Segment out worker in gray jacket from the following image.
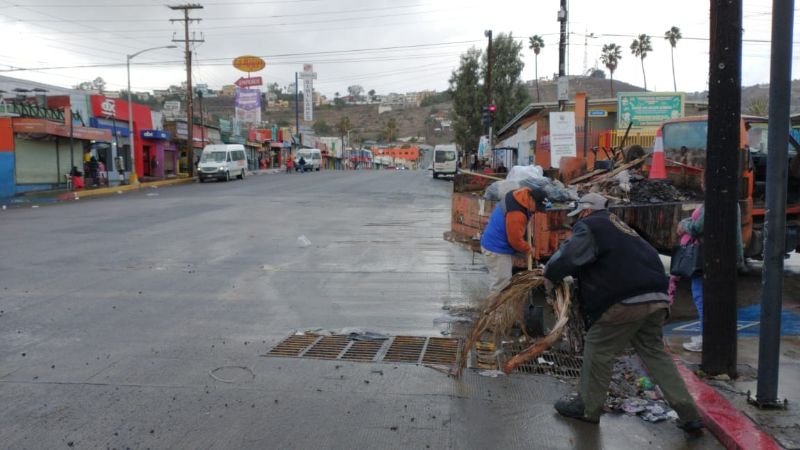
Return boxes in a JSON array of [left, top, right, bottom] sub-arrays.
[[543, 193, 703, 435]]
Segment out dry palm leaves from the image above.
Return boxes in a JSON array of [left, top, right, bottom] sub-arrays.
[[454, 269, 574, 377]]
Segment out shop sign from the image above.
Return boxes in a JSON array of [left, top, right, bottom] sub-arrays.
[[90, 95, 129, 121], [232, 55, 266, 73], [141, 129, 169, 140]]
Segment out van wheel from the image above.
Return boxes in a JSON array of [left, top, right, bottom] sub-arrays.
[[225, 171, 230, 182], [433, 171, 438, 179], [199, 176, 205, 183], [238, 169, 245, 180]]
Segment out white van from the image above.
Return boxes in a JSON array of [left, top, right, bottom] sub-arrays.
[[296, 148, 322, 172], [432, 144, 459, 179], [197, 144, 248, 182]]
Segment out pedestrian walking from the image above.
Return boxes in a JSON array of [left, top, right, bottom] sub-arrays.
[[479, 187, 548, 295], [544, 193, 704, 435], [298, 156, 307, 173], [286, 155, 294, 173], [88, 156, 99, 187]]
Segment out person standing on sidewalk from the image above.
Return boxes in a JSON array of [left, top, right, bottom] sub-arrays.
[[544, 193, 703, 435], [479, 187, 549, 295]]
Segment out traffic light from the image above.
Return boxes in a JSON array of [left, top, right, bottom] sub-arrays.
[[481, 104, 496, 127]]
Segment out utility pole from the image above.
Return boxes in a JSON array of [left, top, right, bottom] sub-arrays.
[[485, 30, 493, 164], [756, 0, 794, 408], [703, 0, 742, 377], [295, 72, 300, 151], [557, 0, 568, 111], [169, 3, 204, 177]]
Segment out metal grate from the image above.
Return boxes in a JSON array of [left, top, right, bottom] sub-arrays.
[[267, 334, 321, 357], [264, 334, 460, 368], [383, 336, 427, 363], [501, 347, 584, 378], [303, 335, 350, 359], [340, 340, 384, 362], [422, 337, 460, 366]]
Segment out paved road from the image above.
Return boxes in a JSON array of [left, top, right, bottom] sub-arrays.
[[0, 170, 720, 449]]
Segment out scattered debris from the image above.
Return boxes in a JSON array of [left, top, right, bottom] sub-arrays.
[[297, 235, 312, 247], [478, 370, 506, 378]]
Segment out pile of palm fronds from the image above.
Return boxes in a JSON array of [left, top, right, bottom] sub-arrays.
[[454, 269, 575, 376]]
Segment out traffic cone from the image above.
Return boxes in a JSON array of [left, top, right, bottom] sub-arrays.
[[649, 128, 667, 180]]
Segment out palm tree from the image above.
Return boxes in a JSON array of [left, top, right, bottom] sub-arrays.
[[528, 35, 545, 102], [600, 43, 622, 96], [630, 34, 653, 90], [384, 118, 398, 142], [664, 26, 682, 92]]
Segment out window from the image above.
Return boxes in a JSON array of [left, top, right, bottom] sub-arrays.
[[201, 152, 226, 163], [435, 151, 456, 163]]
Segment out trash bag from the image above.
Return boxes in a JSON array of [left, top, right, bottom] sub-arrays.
[[507, 164, 544, 181], [484, 179, 520, 200]]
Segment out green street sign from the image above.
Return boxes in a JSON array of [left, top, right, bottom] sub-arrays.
[[617, 92, 684, 128]]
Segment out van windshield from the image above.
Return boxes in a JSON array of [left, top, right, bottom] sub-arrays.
[[201, 152, 226, 163], [435, 151, 456, 163]]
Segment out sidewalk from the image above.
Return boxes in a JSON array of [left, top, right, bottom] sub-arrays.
[[667, 333, 800, 449]]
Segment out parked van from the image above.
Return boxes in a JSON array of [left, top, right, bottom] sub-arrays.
[[296, 149, 322, 172], [197, 144, 248, 182], [432, 144, 459, 178]]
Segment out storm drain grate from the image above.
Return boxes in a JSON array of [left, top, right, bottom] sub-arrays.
[[501, 347, 584, 379], [340, 340, 384, 362], [422, 337, 460, 365], [383, 336, 427, 363], [267, 334, 320, 357], [303, 335, 350, 359], [264, 334, 460, 367]]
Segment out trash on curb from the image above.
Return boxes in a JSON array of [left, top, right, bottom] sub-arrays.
[[297, 235, 312, 247]]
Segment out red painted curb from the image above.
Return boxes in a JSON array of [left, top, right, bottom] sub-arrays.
[[674, 359, 781, 450]]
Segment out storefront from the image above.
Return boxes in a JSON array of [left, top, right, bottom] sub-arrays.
[[0, 116, 111, 197], [88, 95, 154, 183], [140, 129, 175, 179], [165, 120, 221, 175]]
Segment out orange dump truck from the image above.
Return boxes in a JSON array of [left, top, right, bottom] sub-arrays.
[[446, 116, 800, 264]]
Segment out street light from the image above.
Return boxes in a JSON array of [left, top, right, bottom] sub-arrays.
[[126, 45, 177, 184]]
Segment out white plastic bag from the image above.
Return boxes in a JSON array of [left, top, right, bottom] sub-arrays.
[[297, 235, 312, 248], [484, 179, 521, 200], [506, 164, 544, 181]]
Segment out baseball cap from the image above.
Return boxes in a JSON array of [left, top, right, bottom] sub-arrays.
[[527, 188, 550, 212], [567, 193, 608, 217]]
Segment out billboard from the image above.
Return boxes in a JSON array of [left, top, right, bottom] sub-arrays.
[[301, 64, 316, 122], [617, 92, 684, 128], [235, 88, 261, 124]]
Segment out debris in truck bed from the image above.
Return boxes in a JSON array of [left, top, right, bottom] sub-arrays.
[[581, 170, 697, 204]]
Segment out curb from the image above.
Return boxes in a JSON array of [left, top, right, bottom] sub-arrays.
[[674, 358, 781, 450], [58, 178, 195, 200]]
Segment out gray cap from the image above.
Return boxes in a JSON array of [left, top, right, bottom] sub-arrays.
[[568, 193, 608, 217]]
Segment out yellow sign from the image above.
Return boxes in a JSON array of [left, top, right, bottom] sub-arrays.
[[232, 55, 266, 73]]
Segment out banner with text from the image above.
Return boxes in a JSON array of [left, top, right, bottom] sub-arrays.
[[301, 64, 317, 122], [235, 88, 261, 124], [617, 92, 684, 128], [549, 112, 576, 168]]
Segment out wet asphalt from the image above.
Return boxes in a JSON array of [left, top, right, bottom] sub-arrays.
[[0, 170, 722, 449]]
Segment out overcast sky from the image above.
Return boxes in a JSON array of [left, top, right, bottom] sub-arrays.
[[0, 0, 797, 98]]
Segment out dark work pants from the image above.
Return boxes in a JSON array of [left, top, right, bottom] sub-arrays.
[[579, 302, 700, 422]]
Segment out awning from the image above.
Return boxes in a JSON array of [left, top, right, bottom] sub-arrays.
[[13, 118, 112, 141]]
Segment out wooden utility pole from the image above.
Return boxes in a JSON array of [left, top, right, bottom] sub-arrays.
[[557, 0, 568, 111], [169, 3, 204, 177], [703, 0, 742, 377]]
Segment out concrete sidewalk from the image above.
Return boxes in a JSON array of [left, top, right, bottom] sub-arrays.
[[668, 335, 800, 449]]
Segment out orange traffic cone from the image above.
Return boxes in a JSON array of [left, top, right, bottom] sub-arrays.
[[649, 128, 667, 180]]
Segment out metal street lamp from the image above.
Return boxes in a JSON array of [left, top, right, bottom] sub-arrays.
[[126, 45, 177, 184]]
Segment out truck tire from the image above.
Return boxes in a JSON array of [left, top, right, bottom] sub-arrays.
[[625, 145, 645, 163]]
